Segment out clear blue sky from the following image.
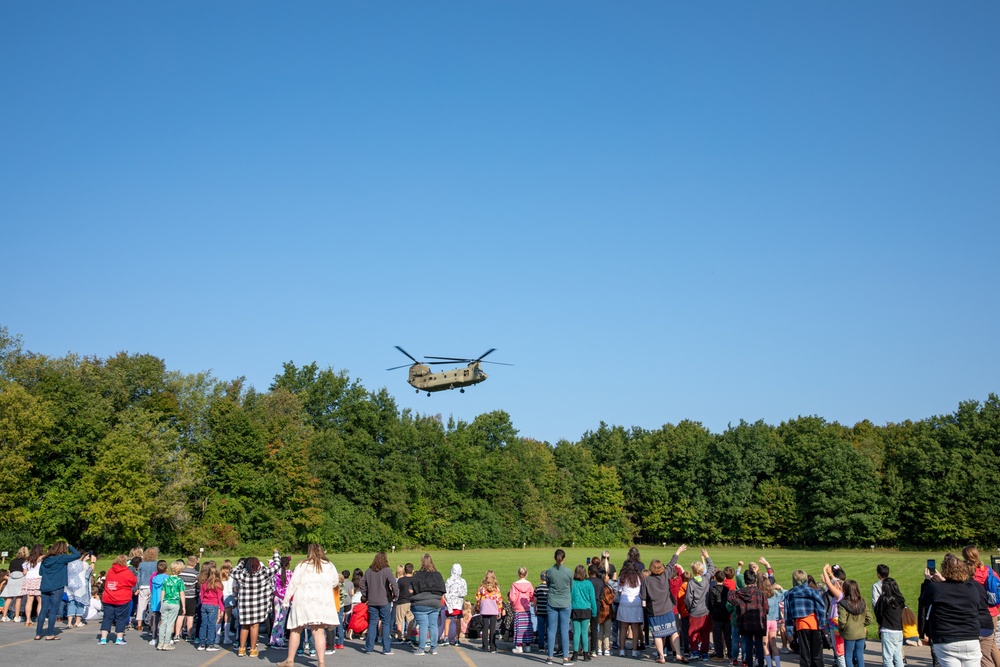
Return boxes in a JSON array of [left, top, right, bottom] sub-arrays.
[[3, 2, 998, 444]]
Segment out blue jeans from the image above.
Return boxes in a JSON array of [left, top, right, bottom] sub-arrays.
[[67, 599, 88, 618], [536, 612, 548, 650], [412, 605, 439, 651], [731, 624, 742, 661], [36, 588, 63, 637], [881, 630, 903, 667], [199, 604, 219, 646], [547, 606, 571, 659], [844, 638, 865, 667], [334, 610, 345, 645], [366, 604, 393, 653]]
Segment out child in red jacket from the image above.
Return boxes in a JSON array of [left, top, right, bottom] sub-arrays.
[[100, 555, 138, 645]]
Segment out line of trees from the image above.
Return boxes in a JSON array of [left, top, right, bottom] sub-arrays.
[[1, 325, 997, 553]]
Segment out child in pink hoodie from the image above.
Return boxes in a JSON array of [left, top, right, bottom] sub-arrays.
[[508, 568, 536, 653]]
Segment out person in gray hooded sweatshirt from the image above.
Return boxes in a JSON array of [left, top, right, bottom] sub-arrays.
[[685, 548, 716, 659]]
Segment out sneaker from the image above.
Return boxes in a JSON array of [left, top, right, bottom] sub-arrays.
[[633, 650, 640, 658], [565, 660, 575, 666], [149, 639, 156, 646], [441, 641, 450, 646], [325, 649, 336, 655], [237, 646, 246, 657], [310, 649, 317, 657], [198, 645, 207, 651], [207, 645, 221, 652], [99, 639, 108, 645], [384, 651, 395, 655], [335, 644, 346, 650], [414, 650, 426, 656], [116, 639, 127, 645], [432, 650, 438, 655], [249, 648, 259, 657], [514, 647, 523, 654], [546, 659, 554, 665]]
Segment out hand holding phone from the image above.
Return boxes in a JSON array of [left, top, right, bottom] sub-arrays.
[[927, 559, 936, 575]]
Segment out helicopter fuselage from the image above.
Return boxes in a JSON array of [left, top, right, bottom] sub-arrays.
[[407, 361, 488, 393]]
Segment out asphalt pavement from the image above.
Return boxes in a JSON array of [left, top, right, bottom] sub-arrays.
[[0, 620, 936, 667]]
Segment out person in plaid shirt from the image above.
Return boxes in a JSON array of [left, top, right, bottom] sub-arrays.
[[783, 571, 826, 667], [729, 570, 769, 667]]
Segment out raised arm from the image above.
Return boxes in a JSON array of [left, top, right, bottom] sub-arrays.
[[759, 557, 775, 584]]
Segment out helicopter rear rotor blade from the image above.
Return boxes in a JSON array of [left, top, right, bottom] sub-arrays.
[[395, 346, 420, 364], [476, 348, 497, 361], [424, 355, 472, 362], [479, 360, 513, 366]]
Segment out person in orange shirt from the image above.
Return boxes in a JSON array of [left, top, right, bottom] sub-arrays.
[[783, 570, 826, 667]]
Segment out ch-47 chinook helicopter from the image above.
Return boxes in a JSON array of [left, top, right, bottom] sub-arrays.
[[387, 346, 512, 395]]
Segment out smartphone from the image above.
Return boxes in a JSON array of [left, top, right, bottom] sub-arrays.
[[927, 559, 936, 574], [586, 557, 591, 566]]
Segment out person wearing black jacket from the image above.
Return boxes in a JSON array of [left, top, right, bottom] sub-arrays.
[[709, 571, 732, 660], [918, 555, 987, 667], [874, 577, 905, 667], [36, 541, 80, 639], [410, 554, 446, 656]]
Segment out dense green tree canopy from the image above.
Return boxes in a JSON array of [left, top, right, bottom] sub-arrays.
[[1, 325, 997, 552]]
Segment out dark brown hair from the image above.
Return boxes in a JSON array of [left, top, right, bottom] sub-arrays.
[[371, 551, 389, 572]]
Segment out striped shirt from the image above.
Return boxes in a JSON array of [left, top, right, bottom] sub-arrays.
[[535, 583, 549, 614]]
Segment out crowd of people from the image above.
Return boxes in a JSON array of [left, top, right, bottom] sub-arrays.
[[0, 542, 998, 667]]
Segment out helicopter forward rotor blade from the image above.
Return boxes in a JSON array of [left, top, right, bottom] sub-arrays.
[[387, 363, 417, 371], [424, 355, 473, 362], [479, 360, 514, 366], [476, 348, 497, 361], [426, 361, 469, 366], [395, 346, 420, 364]]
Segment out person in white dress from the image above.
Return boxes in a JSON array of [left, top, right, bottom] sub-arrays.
[[277, 544, 339, 667]]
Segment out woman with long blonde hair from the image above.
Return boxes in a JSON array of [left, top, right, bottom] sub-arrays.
[[277, 544, 339, 667]]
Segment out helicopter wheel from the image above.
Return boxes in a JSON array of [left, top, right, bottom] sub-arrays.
[[427, 392, 431, 397], [460, 388, 465, 393], [415, 389, 419, 394]]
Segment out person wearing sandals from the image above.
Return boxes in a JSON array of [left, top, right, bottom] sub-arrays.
[[22, 544, 45, 626], [35, 541, 80, 640], [231, 549, 282, 657], [642, 553, 687, 665], [66, 550, 95, 628], [276, 544, 339, 667], [0, 546, 29, 622]]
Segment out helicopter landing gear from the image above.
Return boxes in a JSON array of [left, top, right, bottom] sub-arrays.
[[427, 392, 431, 397], [460, 388, 465, 393], [415, 389, 419, 394]]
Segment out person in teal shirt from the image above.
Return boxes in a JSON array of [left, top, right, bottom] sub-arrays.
[[545, 549, 574, 665], [571, 565, 598, 662]]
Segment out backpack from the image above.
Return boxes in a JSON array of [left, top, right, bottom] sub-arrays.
[[986, 567, 1000, 607]]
